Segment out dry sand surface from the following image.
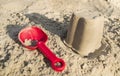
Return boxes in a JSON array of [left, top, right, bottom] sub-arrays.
[[0, 0, 120, 76]]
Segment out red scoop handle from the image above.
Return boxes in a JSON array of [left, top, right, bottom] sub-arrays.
[[37, 42, 65, 72]]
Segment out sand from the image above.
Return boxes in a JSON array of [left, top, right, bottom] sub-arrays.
[[0, 0, 120, 76]]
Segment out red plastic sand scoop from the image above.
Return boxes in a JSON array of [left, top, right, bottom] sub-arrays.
[[18, 26, 65, 72]]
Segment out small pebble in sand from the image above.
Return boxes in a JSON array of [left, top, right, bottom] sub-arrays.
[[98, 55, 106, 61], [54, 62, 62, 67], [81, 63, 88, 69], [23, 39, 38, 46]]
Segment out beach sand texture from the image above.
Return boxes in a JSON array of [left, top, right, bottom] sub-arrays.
[[0, 0, 120, 76]]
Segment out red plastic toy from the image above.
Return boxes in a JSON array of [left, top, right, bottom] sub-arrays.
[[18, 26, 65, 72]]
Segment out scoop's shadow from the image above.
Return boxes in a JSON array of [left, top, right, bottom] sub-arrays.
[[25, 13, 68, 39], [6, 24, 26, 44]]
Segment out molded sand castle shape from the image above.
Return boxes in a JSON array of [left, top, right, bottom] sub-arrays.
[[64, 13, 104, 56]]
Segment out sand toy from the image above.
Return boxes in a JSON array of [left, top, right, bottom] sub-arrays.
[[18, 26, 65, 72]]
